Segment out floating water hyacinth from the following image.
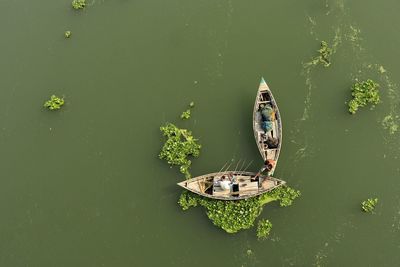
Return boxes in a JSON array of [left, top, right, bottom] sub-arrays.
[[44, 95, 65, 110], [317, 41, 333, 67], [72, 0, 85, 9], [307, 41, 333, 68], [361, 198, 378, 213], [159, 123, 201, 179], [257, 219, 272, 240], [348, 79, 380, 114], [181, 109, 191, 120], [178, 186, 300, 233]]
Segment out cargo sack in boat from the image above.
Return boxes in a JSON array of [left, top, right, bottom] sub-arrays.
[[261, 106, 275, 121], [261, 106, 272, 120], [261, 121, 273, 132], [266, 137, 279, 148]]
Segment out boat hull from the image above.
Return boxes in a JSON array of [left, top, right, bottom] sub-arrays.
[[252, 78, 283, 175], [177, 171, 285, 201]]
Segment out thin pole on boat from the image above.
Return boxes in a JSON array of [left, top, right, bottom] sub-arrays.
[[216, 161, 229, 174], [218, 160, 233, 177], [233, 159, 242, 173], [200, 161, 230, 187], [240, 160, 253, 174], [237, 159, 246, 174]]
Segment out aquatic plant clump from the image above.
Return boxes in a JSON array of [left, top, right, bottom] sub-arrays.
[[64, 31, 71, 38], [180, 102, 194, 120], [361, 198, 378, 213], [72, 0, 86, 9], [178, 191, 264, 233], [264, 186, 301, 207], [202, 197, 263, 233], [309, 41, 333, 67], [348, 79, 380, 114], [256, 219, 272, 240], [44, 95, 65, 110], [159, 123, 201, 179], [178, 191, 199, 210], [179, 185, 301, 233], [317, 41, 333, 67], [181, 109, 191, 120]]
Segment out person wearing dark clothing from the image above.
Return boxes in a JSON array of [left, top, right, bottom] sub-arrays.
[[252, 159, 276, 181]]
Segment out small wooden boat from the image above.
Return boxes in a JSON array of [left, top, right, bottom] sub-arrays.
[[177, 171, 285, 200], [253, 77, 283, 175]]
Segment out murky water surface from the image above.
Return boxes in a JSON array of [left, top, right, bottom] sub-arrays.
[[1, 0, 400, 266]]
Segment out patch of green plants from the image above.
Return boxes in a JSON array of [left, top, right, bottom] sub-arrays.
[[159, 123, 201, 179], [310, 41, 332, 67], [263, 185, 301, 207], [181, 109, 191, 120], [178, 190, 264, 233], [178, 185, 300, 233], [318, 41, 332, 67], [256, 219, 272, 240], [72, 0, 86, 9], [361, 198, 378, 213], [180, 101, 195, 120], [64, 31, 71, 38], [178, 191, 199, 210], [348, 79, 380, 114], [43, 95, 65, 110]]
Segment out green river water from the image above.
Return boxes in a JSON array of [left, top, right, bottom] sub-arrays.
[[1, 0, 400, 266]]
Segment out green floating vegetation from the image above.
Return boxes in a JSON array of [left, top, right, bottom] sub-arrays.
[[348, 79, 380, 114], [181, 109, 191, 120], [180, 102, 195, 120], [44, 95, 65, 110], [266, 185, 301, 207], [72, 0, 86, 9], [310, 41, 332, 67], [178, 186, 300, 233], [361, 198, 378, 213], [64, 31, 71, 38], [159, 123, 201, 179], [318, 41, 332, 67], [256, 219, 272, 240]]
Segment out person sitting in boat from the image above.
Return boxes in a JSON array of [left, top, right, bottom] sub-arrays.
[[263, 159, 275, 174], [219, 176, 231, 191], [252, 159, 276, 181], [227, 173, 237, 183]]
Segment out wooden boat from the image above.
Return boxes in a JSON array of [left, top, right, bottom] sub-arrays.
[[253, 77, 283, 176], [177, 171, 285, 200]]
